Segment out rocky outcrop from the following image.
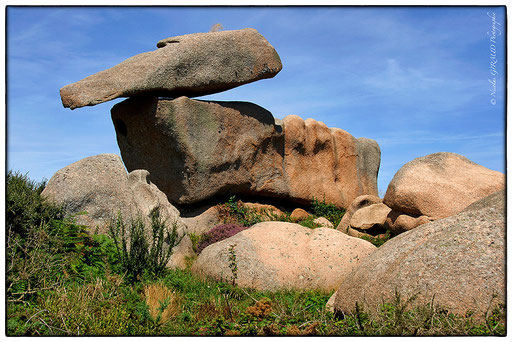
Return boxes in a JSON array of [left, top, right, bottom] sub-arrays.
[[333, 190, 505, 320], [41, 154, 186, 237], [384, 152, 504, 220], [191, 222, 376, 291], [111, 96, 380, 208], [60, 28, 282, 109]]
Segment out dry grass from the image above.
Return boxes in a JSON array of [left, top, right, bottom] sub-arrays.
[[144, 283, 179, 324]]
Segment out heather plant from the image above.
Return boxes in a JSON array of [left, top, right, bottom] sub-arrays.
[[196, 223, 249, 254]]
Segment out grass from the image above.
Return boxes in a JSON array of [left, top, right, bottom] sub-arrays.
[[144, 283, 179, 325], [6, 171, 505, 336], [7, 267, 506, 336]]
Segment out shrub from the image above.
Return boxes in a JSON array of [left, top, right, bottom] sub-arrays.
[[6, 170, 112, 301], [108, 208, 183, 283], [196, 223, 248, 254], [7, 170, 62, 239], [311, 197, 345, 228], [360, 230, 391, 247]]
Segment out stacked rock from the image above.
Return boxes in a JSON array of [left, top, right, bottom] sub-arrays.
[[60, 28, 381, 208]]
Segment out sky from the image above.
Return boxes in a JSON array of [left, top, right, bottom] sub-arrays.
[[6, 6, 507, 197]]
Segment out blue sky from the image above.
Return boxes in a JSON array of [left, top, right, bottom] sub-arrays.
[[6, 6, 506, 197]]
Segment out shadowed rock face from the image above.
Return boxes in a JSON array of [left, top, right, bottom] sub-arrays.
[[60, 28, 282, 109], [383, 152, 504, 220], [111, 96, 287, 204], [333, 190, 505, 320], [111, 96, 381, 208]]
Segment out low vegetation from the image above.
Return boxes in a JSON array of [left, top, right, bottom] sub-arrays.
[[360, 230, 392, 247], [6, 171, 505, 336]]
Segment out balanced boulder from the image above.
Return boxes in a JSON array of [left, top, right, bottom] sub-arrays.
[[111, 96, 380, 208], [60, 28, 282, 109], [333, 190, 505, 320], [191, 221, 376, 291], [384, 152, 504, 220]]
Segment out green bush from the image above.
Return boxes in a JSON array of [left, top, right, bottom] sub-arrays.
[[311, 197, 345, 228], [223, 196, 264, 227], [7, 170, 62, 238], [6, 170, 118, 302], [108, 208, 183, 283]]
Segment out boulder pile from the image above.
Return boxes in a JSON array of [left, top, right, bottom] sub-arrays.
[[331, 190, 505, 320], [337, 152, 504, 237]]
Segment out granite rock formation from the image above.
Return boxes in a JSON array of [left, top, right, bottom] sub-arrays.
[[111, 96, 381, 208], [60, 28, 282, 109]]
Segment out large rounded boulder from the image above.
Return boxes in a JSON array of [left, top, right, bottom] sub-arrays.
[[384, 152, 504, 220], [41, 154, 186, 236], [333, 190, 505, 320], [42, 154, 193, 269], [191, 221, 376, 291]]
